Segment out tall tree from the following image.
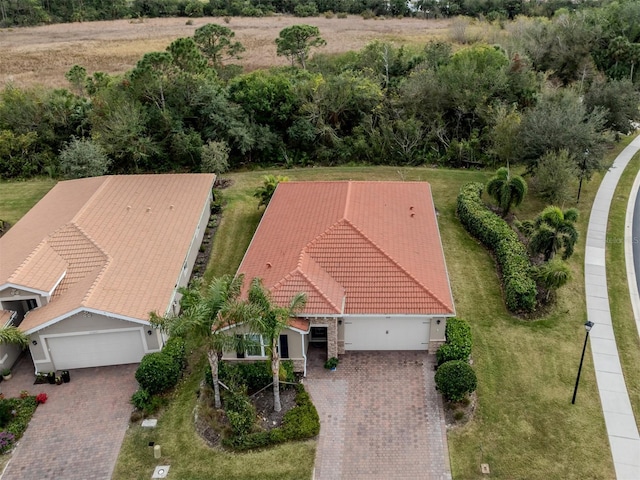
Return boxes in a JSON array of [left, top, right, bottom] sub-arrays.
[[245, 278, 306, 412], [518, 206, 579, 261], [193, 23, 245, 69], [276, 25, 326, 69], [486, 167, 527, 217], [151, 275, 245, 409]]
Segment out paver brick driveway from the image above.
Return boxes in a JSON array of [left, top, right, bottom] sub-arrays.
[[305, 351, 451, 480], [0, 356, 138, 480]]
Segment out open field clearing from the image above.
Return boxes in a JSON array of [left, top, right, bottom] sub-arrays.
[[0, 16, 450, 88]]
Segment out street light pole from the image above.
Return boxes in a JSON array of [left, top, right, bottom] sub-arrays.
[[572, 321, 595, 405]]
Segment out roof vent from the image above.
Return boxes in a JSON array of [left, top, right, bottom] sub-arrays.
[[410, 213, 415, 217], [266, 262, 272, 268], [169, 205, 174, 210], [126, 206, 131, 211], [410, 206, 414, 210], [146, 207, 152, 213]]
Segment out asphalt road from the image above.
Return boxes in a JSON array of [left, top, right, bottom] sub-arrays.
[[633, 186, 640, 295]]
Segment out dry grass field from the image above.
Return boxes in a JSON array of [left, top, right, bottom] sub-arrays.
[[0, 16, 450, 88]]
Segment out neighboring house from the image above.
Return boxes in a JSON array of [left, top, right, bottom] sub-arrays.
[[224, 181, 455, 375], [0, 174, 215, 373]]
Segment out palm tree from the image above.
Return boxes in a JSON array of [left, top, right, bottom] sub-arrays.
[[535, 259, 572, 301], [486, 167, 528, 217], [520, 206, 579, 261], [0, 326, 28, 348], [151, 274, 245, 409], [245, 278, 306, 412], [253, 175, 289, 209]]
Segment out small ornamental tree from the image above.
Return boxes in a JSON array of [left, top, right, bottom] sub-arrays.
[[435, 360, 477, 402], [59, 137, 110, 179]]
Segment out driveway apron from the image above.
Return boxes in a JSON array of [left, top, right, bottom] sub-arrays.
[[0, 356, 137, 480], [305, 351, 451, 480]]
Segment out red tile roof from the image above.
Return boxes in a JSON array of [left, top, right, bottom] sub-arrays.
[[0, 174, 216, 332], [237, 181, 455, 316]]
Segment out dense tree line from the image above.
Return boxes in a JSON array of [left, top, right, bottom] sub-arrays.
[[1, 6, 639, 183], [0, 0, 598, 27]]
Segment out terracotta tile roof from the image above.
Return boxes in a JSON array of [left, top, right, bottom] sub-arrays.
[[0, 174, 216, 332], [0, 310, 13, 326], [237, 181, 455, 316]]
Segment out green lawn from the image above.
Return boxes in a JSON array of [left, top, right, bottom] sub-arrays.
[[3, 144, 638, 478], [0, 178, 56, 226]]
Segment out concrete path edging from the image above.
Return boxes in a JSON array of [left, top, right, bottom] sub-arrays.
[[585, 133, 640, 479]]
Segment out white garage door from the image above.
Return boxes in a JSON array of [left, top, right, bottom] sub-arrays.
[[344, 316, 430, 350], [46, 330, 146, 370]]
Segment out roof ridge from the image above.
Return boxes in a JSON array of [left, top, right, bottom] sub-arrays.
[[7, 238, 50, 283], [342, 219, 453, 313], [71, 176, 110, 224], [295, 263, 342, 313], [273, 267, 341, 314], [344, 181, 353, 219]]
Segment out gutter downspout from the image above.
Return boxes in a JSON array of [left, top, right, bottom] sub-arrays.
[[301, 332, 308, 377]]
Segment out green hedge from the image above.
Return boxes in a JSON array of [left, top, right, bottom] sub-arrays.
[[163, 337, 187, 371], [210, 360, 295, 394], [435, 360, 478, 402], [457, 182, 537, 313], [436, 317, 472, 366], [222, 384, 320, 451]]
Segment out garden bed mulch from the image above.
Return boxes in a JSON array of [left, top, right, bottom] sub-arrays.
[[252, 387, 297, 431], [194, 383, 298, 448]]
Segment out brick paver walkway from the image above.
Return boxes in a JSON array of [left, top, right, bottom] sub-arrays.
[[305, 351, 451, 480], [0, 354, 138, 480]]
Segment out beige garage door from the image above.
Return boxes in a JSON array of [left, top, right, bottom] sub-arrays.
[[46, 330, 146, 370], [344, 316, 430, 350]]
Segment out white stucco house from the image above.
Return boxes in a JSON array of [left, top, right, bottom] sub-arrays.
[[0, 173, 215, 373]]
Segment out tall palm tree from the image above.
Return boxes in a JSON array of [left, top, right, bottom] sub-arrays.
[[486, 167, 528, 217], [520, 206, 579, 261], [151, 274, 245, 409], [245, 278, 306, 413]]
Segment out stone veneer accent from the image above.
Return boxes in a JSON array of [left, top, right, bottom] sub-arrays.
[[338, 340, 345, 355], [428, 340, 445, 352], [291, 358, 305, 372], [309, 317, 339, 359]]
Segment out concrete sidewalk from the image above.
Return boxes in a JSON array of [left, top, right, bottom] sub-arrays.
[[585, 134, 640, 479]]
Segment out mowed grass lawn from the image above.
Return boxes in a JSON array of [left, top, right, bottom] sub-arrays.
[[2, 139, 637, 478]]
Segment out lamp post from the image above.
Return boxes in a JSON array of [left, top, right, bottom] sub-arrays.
[[572, 320, 594, 404]]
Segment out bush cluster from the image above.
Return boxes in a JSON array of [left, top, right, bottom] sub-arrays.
[[225, 390, 256, 437], [456, 182, 537, 312], [2, 397, 37, 444], [435, 360, 478, 402], [163, 336, 187, 371], [223, 384, 319, 451], [436, 317, 472, 366], [212, 360, 295, 394]]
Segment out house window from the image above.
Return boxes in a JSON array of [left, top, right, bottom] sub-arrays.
[[245, 334, 265, 357]]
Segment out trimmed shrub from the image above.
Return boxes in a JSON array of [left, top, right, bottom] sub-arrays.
[[435, 360, 478, 402], [0, 401, 12, 428], [223, 384, 319, 450], [436, 317, 472, 366], [457, 183, 537, 313], [163, 336, 187, 371], [130, 389, 152, 411], [135, 351, 181, 395]]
